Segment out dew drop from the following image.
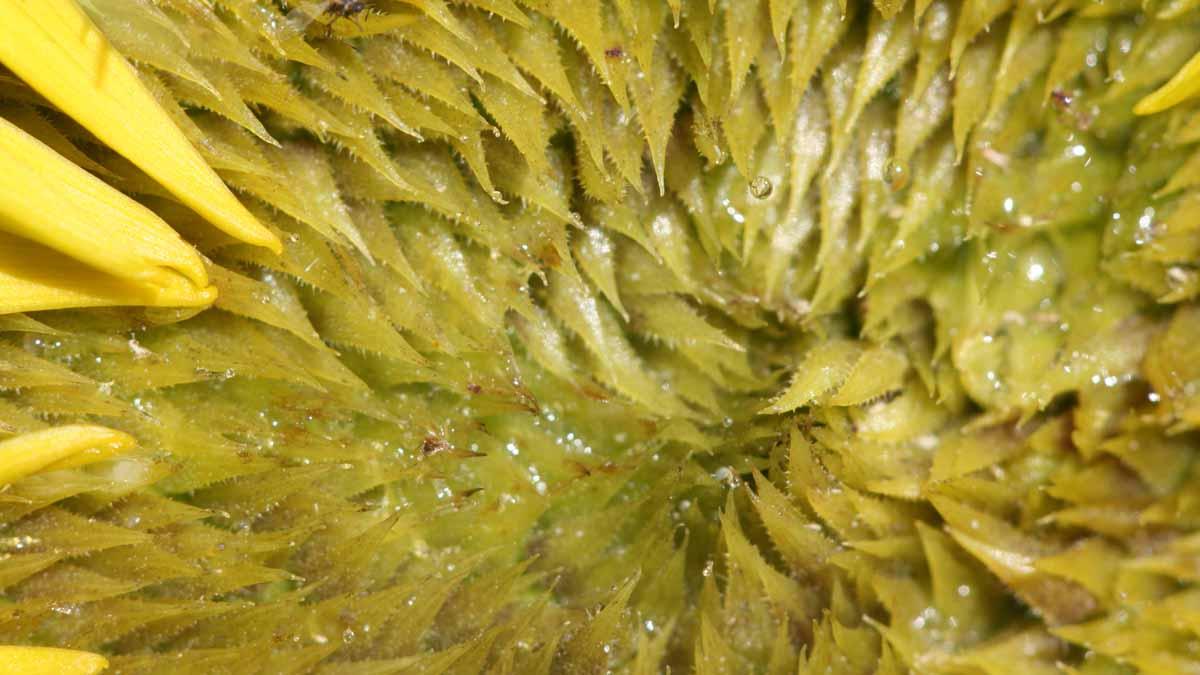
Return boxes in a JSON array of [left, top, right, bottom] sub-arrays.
[[749, 175, 773, 199], [883, 158, 908, 190]]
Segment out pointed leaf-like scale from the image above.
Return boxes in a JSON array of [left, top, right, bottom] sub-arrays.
[[574, 227, 629, 320], [401, 0, 470, 41], [749, 467, 838, 574], [209, 265, 324, 349], [894, 66, 951, 168], [476, 76, 552, 176], [827, 346, 908, 406], [561, 573, 640, 668], [0, 103, 113, 178], [82, 0, 218, 100], [455, 11, 542, 100], [1043, 16, 1108, 101], [163, 65, 278, 147], [724, 79, 770, 189], [499, 14, 582, 116], [762, 340, 863, 414], [630, 45, 686, 195], [952, 30, 1000, 161], [724, 0, 768, 105], [768, 0, 796, 54], [764, 89, 828, 300], [933, 496, 1101, 626], [546, 269, 688, 417], [530, 0, 624, 107], [627, 293, 744, 353], [846, 6, 915, 142], [306, 40, 418, 139], [721, 496, 815, 620], [790, 0, 855, 114], [364, 38, 478, 117], [948, 0, 1014, 75], [461, 0, 530, 26], [985, 27, 1053, 125]]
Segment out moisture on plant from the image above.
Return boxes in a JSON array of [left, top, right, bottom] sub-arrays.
[[2, 0, 1200, 673]]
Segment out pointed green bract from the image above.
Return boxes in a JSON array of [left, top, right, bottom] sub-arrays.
[[1, 0, 1200, 672]]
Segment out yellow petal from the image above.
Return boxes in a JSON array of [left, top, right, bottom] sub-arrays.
[[1134, 50, 1200, 115], [0, 231, 216, 314], [0, 424, 136, 486], [0, 0, 281, 253], [0, 647, 108, 675], [0, 116, 209, 290]]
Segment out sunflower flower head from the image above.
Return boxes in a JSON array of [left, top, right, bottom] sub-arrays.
[[1, 0, 1200, 673]]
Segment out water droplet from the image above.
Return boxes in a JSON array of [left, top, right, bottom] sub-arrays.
[[883, 158, 908, 190], [342, 628, 356, 643], [749, 176, 773, 199], [1167, 266, 1195, 289]]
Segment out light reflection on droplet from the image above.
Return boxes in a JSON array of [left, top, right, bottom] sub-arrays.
[[749, 176, 773, 199]]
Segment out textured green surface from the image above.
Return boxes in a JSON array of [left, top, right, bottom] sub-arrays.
[[2, 0, 1200, 672]]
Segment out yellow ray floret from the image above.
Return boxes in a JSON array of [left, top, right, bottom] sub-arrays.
[[1134, 50, 1200, 115], [0, 117, 216, 305], [0, 647, 108, 675], [0, 232, 216, 314], [0, 424, 137, 487], [0, 0, 281, 253]]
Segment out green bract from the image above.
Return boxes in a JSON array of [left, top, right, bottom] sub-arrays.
[[1, 0, 1200, 673]]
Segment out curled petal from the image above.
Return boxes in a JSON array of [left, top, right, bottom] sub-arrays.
[[0, 424, 136, 486], [1135, 50, 1200, 115]]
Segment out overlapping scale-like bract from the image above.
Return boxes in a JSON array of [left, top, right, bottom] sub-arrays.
[[2, 0, 1200, 672]]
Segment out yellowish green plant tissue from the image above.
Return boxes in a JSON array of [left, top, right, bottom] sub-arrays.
[[2, 0, 1200, 672]]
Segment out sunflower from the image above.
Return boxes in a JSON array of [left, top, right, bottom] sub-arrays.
[[1, 0, 1200, 673]]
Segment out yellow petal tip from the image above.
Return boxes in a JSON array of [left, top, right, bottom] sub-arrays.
[[0, 425, 138, 486], [1133, 50, 1200, 116], [0, 647, 107, 675]]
